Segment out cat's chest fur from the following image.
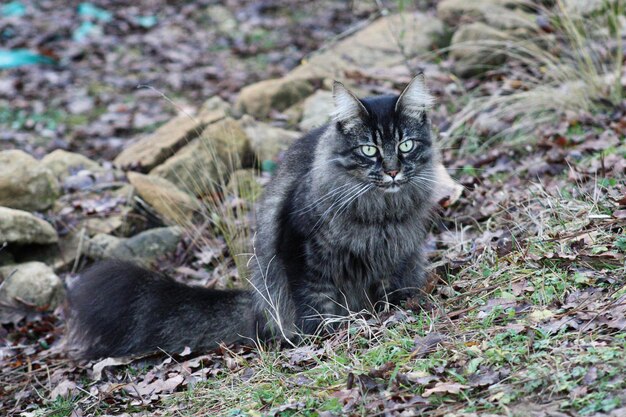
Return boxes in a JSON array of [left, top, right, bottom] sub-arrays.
[[297, 184, 427, 283]]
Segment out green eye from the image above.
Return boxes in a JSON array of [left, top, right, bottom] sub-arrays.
[[361, 145, 378, 157], [399, 140, 415, 153]]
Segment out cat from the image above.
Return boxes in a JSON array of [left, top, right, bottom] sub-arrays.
[[66, 74, 438, 359]]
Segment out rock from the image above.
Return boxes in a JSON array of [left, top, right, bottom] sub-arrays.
[[485, 8, 537, 32], [282, 101, 305, 128], [299, 90, 333, 131], [235, 78, 315, 119], [127, 172, 199, 226], [450, 23, 511, 78], [84, 233, 122, 259], [200, 95, 232, 116], [0, 206, 58, 245], [289, 12, 444, 82], [240, 116, 300, 162], [85, 227, 183, 266], [41, 149, 103, 180], [150, 118, 254, 195], [0, 150, 60, 211], [235, 12, 444, 119], [114, 97, 230, 171], [62, 170, 98, 192], [437, 0, 528, 27], [0, 262, 64, 314]]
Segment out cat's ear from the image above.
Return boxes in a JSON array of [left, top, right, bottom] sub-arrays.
[[395, 74, 434, 119], [332, 81, 369, 129]]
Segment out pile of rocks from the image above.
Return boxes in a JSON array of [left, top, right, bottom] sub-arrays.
[[1, 8, 469, 321], [0, 94, 307, 319], [0, 149, 87, 316]]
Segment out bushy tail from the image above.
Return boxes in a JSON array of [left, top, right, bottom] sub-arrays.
[[66, 260, 255, 360]]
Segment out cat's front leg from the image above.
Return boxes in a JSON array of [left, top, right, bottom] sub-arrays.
[[386, 257, 429, 307], [293, 282, 341, 337]]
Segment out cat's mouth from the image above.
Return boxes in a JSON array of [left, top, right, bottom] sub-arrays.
[[376, 179, 408, 193]]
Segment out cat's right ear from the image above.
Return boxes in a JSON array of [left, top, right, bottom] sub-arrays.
[[331, 81, 369, 130]]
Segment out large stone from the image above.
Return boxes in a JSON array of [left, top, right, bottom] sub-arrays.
[[150, 118, 253, 195], [450, 22, 511, 78], [437, 0, 529, 27], [114, 97, 230, 171], [235, 78, 315, 119], [127, 172, 199, 226], [0, 262, 64, 313], [289, 12, 445, 82], [235, 12, 444, 119], [85, 227, 183, 266], [299, 90, 333, 131], [485, 8, 537, 32], [239, 116, 300, 162], [0, 150, 60, 211], [84, 233, 122, 259], [0, 206, 58, 245], [41, 149, 104, 180]]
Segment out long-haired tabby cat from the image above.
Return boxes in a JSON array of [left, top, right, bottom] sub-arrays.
[[66, 75, 438, 359]]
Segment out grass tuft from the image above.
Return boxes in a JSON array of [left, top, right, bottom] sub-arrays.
[[444, 0, 625, 151]]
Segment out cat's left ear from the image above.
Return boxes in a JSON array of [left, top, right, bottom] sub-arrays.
[[395, 74, 434, 119]]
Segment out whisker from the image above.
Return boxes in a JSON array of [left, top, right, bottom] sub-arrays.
[[331, 185, 373, 222], [409, 179, 432, 195], [309, 183, 370, 234], [291, 183, 354, 215], [412, 175, 439, 185]]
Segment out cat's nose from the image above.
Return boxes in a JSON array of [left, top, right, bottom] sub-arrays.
[[386, 170, 399, 178]]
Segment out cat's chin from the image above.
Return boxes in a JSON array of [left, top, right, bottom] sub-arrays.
[[383, 185, 401, 193]]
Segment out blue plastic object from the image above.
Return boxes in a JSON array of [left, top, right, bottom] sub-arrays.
[[77, 3, 112, 22], [0, 49, 55, 69], [1, 1, 26, 17], [73, 21, 101, 42], [135, 15, 157, 28]]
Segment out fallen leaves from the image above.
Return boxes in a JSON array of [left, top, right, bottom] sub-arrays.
[[422, 382, 469, 397], [411, 333, 447, 359], [125, 373, 184, 400], [92, 356, 135, 381], [0, 1, 368, 159], [2, 2, 625, 416]]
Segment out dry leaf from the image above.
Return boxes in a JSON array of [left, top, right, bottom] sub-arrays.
[[422, 382, 469, 397], [92, 356, 135, 381], [529, 309, 554, 322], [50, 380, 77, 399]]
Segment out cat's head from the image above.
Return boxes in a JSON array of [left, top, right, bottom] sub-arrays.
[[329, 75, 435, 194]]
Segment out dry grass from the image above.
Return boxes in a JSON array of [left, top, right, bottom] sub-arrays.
[[444, 0, 624, 149]]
